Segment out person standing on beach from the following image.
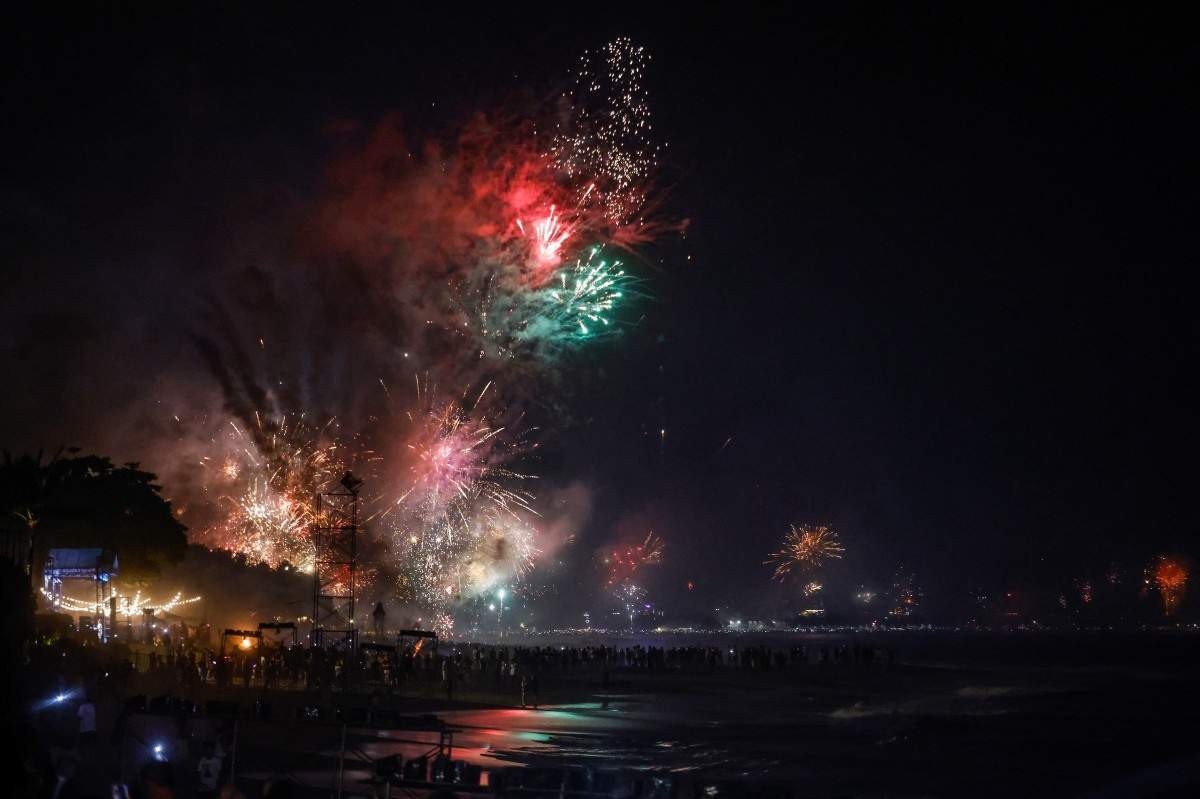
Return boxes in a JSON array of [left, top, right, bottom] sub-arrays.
[[76, 694, 97, 754]]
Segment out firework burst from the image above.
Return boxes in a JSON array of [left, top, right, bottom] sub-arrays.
[[531, 246, 632, 339], [889, 568, 920, 617], [464, 510, 540, 588], [200, 413, 370, 570], [463, 245, 638, 365], [393, 498, 542, 609], [603, 532, 665, 587], [766, 524, 845, 581], [517, 204, 575, 273], [225, 478, 315, 570], [384, 377, 535, 518], [382, 377, 540, 609], [1154, 556, 1188, 615]]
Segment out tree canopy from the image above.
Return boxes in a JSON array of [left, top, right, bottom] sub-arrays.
[[0, 451, 187, 583]]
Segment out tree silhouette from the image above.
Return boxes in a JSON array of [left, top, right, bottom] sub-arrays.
[[0, 451, 187, 583]]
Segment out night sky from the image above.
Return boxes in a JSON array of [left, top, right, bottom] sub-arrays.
[[3, 7, 1196, 620]]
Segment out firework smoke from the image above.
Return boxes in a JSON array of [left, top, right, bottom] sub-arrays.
[[147, 38, 674, 624]]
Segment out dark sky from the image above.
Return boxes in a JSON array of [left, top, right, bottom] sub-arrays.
[[3, 6, 1197, 619]]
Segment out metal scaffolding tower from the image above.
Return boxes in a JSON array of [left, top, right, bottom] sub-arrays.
[[311, 472, 362, 651]]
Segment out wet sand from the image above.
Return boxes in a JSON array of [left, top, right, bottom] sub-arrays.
[[113, 631, 1200, 796], [366, 632, 1200, 795]]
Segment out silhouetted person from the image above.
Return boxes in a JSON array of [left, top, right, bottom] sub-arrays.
[[76, 694, 97, 753], [196, 741, 222, 796], [372, 602, 386, 639]]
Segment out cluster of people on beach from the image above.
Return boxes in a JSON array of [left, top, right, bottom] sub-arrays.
[[33, 633, 903, 704], [21, 631, 899, 797]]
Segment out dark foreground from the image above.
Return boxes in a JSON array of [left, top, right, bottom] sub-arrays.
[[27, 631, 1200, 797]]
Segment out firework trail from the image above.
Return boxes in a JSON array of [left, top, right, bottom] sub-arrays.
[[766, 524, 845, 581], [516, 204, 574, 273]]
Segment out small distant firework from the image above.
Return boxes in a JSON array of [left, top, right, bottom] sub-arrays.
[[1074, 578, 1093, 605], [1106, 563, 1122, 586], [889, 569, 920, 617], [802, 581, 823, 597], [603, 531, 665, 587], [613, 581, 648, 629], [614, 581, 646, 605], [766, 524, 844, 580], [1154, 556, 1188, 615]]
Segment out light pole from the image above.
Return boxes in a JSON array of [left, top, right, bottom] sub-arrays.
[[497, 588, 506, 637]]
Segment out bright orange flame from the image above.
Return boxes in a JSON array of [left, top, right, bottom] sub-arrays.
[[240, 636, 252, 650]]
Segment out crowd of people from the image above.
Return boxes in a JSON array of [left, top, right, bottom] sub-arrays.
[[26, 627, 902, 714], [118, 637, 899, 700], [20, 629, 898, 797]]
